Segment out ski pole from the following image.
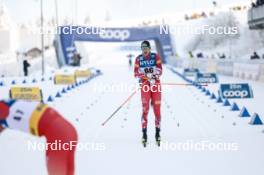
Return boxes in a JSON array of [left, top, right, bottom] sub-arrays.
[[101, 82, 206, 126], [101, 89, 139, 126], [161, 83, 208, 86]]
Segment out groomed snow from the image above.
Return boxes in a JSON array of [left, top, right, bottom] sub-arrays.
[[1, 52, 264, 175]]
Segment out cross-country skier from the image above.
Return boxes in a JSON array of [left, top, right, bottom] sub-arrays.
[[0, 99, 78, 175], [134, 40, 162, 147]]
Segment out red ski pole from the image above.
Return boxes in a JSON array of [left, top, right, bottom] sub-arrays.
[[101, 89, 139, 126]]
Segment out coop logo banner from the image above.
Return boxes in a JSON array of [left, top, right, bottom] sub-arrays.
[[195, 73, 218, 83], [183, 68, 199, 77], [9, 87, 43, 102], [219, 84, 253, 99], [99, 29, 130, 41]]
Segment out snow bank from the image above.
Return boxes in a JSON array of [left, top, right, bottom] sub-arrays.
[[172, 10, 264, 60]]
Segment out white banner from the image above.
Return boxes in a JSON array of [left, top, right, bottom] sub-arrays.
[[233, 63, 260, 80]]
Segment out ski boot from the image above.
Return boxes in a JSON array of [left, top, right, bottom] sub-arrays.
[[155, 127, 161, 147], [142, 128, 147, 147]]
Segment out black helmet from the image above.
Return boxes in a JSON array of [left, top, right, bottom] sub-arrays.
[[141, 40, 151, 48]]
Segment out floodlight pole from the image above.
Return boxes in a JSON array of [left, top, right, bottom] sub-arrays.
[[40, 0, 45, 75]]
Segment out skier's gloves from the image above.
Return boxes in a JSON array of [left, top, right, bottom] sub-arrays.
[[146, 73, 160, 80], [153, 74, 160, 80], [146, 73, 153, 80]]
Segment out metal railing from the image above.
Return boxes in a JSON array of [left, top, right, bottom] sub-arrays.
[[248, 5, 264, 29]]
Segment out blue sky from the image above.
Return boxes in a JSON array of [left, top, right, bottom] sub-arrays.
[[2, 0, 249, 23]]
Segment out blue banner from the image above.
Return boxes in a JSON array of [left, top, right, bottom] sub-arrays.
[[183, 68, 199, 76], [219, 83, 254, 99], [195, 73, 218, 83], [55, 26, 175, 66]]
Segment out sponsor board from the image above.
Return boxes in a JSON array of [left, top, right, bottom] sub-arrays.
[[195, 73, 218, 83], [75, 69, 91, 78], [219, 83, 253, 99], [54, 74, 76, 85], [183, 68, 199, 77], [9, 87, 43, 102]]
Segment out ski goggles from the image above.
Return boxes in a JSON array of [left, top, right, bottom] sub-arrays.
[[141, 44, 150, 50]]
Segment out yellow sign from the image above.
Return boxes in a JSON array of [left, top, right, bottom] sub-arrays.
[[10, 87, 43, 102], [75, 69, 91, 78], [54, 74, 76, 85]]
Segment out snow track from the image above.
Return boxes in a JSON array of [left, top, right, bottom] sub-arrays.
[[1, 64, 264, 175]]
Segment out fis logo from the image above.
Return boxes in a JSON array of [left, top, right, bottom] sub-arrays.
[[219, 83, 253, 99], [99, 29, 130, 41]]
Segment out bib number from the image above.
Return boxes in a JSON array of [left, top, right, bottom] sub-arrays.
[[144, 67, 154, 74]]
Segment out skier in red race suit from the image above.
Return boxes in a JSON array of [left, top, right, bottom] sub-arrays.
[[134, 40, 162, 146], [0, 100, 78, 175]]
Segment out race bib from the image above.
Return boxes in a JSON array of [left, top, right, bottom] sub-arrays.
[[6, 101, 39, 133]]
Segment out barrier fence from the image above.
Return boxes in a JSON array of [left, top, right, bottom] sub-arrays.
[[168, 57, 264, 82]]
